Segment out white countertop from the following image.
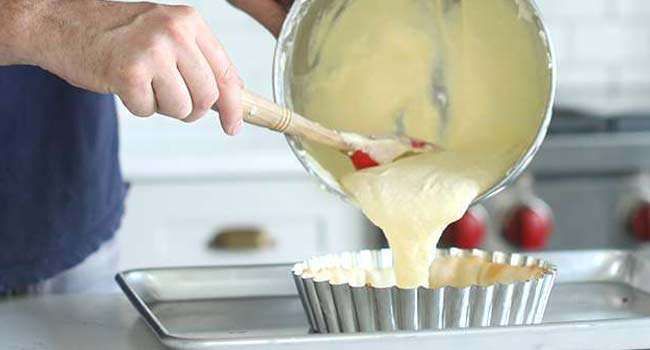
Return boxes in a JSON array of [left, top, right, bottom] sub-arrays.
[[1, 293, 164, 350], [5, 291, 650, 350]]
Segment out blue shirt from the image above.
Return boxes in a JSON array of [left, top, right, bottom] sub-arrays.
[[0, 66, 127, 291]]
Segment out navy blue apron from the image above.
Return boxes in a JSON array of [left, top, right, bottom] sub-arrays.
[[0, 66, 127, 291]]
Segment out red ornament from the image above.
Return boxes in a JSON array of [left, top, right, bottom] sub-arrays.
[[503, 207, 553, 250], [443, 211, 486, 249], [630, 202, 650, 242]]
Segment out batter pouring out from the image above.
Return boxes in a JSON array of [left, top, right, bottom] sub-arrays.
[[291, 0, 552, 288]]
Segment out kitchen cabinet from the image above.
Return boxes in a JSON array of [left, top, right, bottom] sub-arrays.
[[116, 177, 377, 270]]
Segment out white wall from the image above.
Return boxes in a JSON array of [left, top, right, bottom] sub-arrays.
[[536, 0, 650, 114]]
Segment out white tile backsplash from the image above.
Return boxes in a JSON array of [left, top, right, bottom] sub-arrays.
[[571, 24, 626, 64], [539, 0, 650, 112], [536, 0, 612, 19], [616, 0, 650, 17], [619, 62, 650, 86]]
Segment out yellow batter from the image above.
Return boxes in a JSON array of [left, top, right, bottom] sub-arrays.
[[302, 256, 546, 289], [290, 0, 551, 288]]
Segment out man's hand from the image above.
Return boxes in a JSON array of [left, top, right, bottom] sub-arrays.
[[1, 0, 243, 134], [228, 0, 293, 38]]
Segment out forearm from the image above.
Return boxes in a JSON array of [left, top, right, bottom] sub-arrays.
[[0, 0, 48, 65], [0, 0, 155, 92], [0, 0, 244, 130]]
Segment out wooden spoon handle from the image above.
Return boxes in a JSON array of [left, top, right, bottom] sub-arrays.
[[240, 90, 351, 152]]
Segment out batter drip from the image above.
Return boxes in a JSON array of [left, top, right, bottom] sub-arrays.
[[291, 0, 551, 288]]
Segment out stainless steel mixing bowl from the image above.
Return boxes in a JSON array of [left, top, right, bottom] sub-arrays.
[[272, 0, 556, 204]]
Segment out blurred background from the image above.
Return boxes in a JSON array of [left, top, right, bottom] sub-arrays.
[[115, 0, 650, 271]]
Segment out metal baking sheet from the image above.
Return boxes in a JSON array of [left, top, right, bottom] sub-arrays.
[[116, 250, 650, 350]]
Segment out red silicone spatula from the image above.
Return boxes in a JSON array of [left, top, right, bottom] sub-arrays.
[[349, 138, 435, 170], [239, 90, 438, 170]]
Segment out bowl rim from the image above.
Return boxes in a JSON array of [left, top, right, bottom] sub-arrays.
[[272, 0, 557, 204]]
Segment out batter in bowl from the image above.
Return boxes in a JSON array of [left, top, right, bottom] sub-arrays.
[[290, 0, 552, 288]]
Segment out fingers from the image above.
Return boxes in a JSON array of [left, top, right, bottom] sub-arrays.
[[116, 65, 157, 118], [215, 65, 243, 135], [197, 30, 243, 135], [176, 45, 219, 122], [107, 4, 243, 132], [228, 0, 288, 38], [152, 64, 193, 119]]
